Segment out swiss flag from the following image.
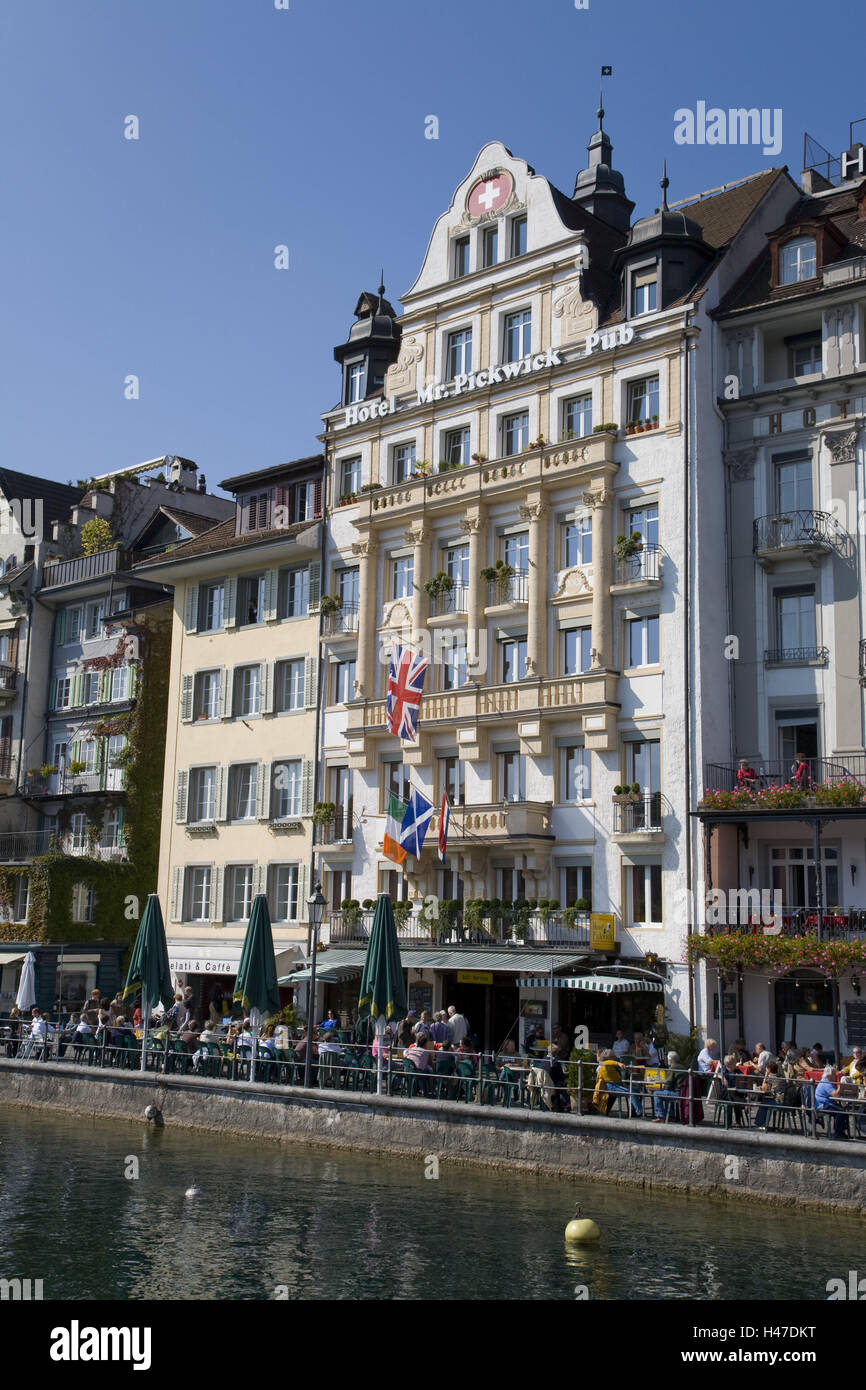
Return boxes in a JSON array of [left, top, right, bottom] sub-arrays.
[[468, 172, 513, 218]]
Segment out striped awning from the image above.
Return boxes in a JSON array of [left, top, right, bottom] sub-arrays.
[[517, 974, 664, 994], [280, 962, 363, 985]]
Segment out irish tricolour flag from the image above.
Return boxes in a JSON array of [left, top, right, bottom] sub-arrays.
[[383, 793, 408, 865]]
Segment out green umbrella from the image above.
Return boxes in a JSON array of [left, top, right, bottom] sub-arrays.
[[123, 893, 173, 1072], [234, 893, 280, 1083], [358, 894, 407, 1095]]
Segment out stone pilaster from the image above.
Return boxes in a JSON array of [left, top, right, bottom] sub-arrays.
[[583, 487, 614, 670], [519, 496, 547, 678], [351, 535, 378, 698]]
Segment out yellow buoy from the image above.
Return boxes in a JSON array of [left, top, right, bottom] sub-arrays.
[[565, 1207, 600, 1243]]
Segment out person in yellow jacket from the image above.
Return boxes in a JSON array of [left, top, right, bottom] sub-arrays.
[[593, 1049, 642, 1117]]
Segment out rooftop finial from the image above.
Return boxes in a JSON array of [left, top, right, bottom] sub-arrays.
[[597, 91, 604, 130], [660, 160, 670, 210], [378, 270, 386, 300]]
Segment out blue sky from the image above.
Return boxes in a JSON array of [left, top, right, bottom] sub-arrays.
[[0, 0, 857, 492]]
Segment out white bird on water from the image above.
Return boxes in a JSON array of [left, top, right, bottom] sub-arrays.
[[184, 1181, 201, 1198]]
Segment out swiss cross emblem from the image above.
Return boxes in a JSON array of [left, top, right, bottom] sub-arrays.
[[468, 171, 513, 218]]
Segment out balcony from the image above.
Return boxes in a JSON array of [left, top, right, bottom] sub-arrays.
[[450, 801, 553, 842], [611, 544, 662, 590], [485, 571, 529, 608], [703, 906, 866, 940], [312, 810, 355, 846], [428, 585, 470, 619], [321, 604, 359, 636], [764, 646, 829, 667], [0, 666, 17, 704], [0, 830, 56, 861], [41, 548, 136, 589], [699, 757, 866, 815], [24, 768, 124, 797], [752, 511, 845, 567], [322, 907, 592, 948], [612, 792, 665, 837]]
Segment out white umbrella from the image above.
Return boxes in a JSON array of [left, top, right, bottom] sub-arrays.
[[15, 951, 36, 1012]]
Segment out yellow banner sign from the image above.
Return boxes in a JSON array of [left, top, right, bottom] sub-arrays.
[[589, 913, 616, 951], [457, 970, 493, 985]]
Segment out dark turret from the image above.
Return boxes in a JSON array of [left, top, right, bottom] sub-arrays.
[[333, 278, 401, 406], [572, 102, 635, 234]]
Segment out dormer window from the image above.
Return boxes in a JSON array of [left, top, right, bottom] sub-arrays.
[[347, 362, 366, 404], [631, 267, 658, 316], [241, 490, 271, 533], [779, 237, 817, 285]]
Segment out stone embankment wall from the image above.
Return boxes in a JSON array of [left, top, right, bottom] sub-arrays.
[[1, 1059, 864, 1215]]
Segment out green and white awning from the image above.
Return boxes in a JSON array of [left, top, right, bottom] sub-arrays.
[[517, 974, 664, 994]]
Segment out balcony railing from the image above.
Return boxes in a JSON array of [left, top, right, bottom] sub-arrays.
[[486, 570, 529, 606], [0, 830, 56, 861], [0, 665, 17, 693], [704, 906, 866, 940], [312, 811, 355, 845], [614, 544, 661, 585], [752, 510, 844, 557], [429, 585, 470, 618], [613, 792, 664, 833], [764, 646, 829, 666], [323, 908, 592, 948], [322, 604, 359, 636], [41, 548, 135, 589], [24, 768, 124, 797]]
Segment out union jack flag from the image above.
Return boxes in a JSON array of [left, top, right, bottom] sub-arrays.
[[386, 643, 429, 743]]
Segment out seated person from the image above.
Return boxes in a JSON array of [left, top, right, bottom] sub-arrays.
[[258, 1024, 277, 1057], [594, 1048, 642, 1117], [652, 1051, 682, 1121], [455, 1036, 478, 1064], [735, 758, 758, 791], [317, 1031, 343, 1056], [319, 1010, 340, 1033], [814, 1066, 847, 1138], [404, 1034, 434, 1072], [754, 1061, 786, 1129], [842, 1047, 865, 1082], [720, 1053, 748, 1126]]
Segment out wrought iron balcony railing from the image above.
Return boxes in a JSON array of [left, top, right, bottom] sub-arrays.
[[614, 544, 661, 585], [0, 665, 17, 693], [764, 646, 829, 666], [429, 584, 470, 618], [752, 510, 845, 556], [322, 604, 359, 636], [613, 791, 664, 833], [486, 570, 529, 606], [704, 906, 866, 939], [312, 811, 355, 845], [24, 768, 124, 797], [322, 908, 593, 948]]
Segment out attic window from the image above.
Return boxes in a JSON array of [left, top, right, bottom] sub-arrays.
[[779, 237, 817, 285], [631, 266, 658, 316]]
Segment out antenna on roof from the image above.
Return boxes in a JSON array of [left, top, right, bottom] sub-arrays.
[[377, 272, 385, 308], [660, 160, 670, 211]]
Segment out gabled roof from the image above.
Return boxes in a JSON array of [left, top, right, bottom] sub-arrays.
[[134, 514, 318, 568], [0, 468, 83, 525], [220, 453, 324, 492]]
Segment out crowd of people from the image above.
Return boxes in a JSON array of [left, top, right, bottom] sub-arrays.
[[690, 1036, 865, 1136]]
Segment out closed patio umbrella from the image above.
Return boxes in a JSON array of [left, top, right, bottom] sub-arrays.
[[123, 894, 173, 1071], [15, 951, 36, 1012], [233, 893, 280, 1084], [357, 894, 408, 1095]]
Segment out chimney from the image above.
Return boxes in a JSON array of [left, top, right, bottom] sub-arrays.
[[168, 456, 198, 491]]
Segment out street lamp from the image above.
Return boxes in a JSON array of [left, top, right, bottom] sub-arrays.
[[303, 882, 327, 1090]]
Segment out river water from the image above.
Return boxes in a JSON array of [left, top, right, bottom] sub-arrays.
[[0, 1105, 861, 1300]]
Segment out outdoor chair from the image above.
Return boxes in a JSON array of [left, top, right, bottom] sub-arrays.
[[399, 1057, 428, 1099], [499, 1065, 528, 1109], [318, 1050, 342, 1089], [432, 1052, 457, 1100], [196, 1042, 222, 1078], [456, 1060, 477, 1103]]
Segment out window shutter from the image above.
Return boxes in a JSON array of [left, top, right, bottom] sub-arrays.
[[184, 585, 199, 634], [254, 761, 266, 819], [127, 664, 138, 700], [220, 667, 234, 720], [313, 479, 323, 516], [215, 765, 227, 822], [261, 662, 273, 715], [259, 761, 271, 820], [175, 770, 189, 823], [170, 866, 183, 922], [224, 576, 238, 629], [55, 610, 67, 646], [308, 561, 322, 610], [70, 740, 82, 764], [263, 569, 278, 623], [98, 670, 111, 703], [71, 673, 83, 707], [7, 627, 18, 667], [253, 863, 266, 898], [301, 758, 315, 816], [209, 865, 224, 923], [297, 862, 310, 922], [304, 655, 318, 709], [180, 674, 194, 722]]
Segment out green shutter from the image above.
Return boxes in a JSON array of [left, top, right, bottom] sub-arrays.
[[180, 674, 193, 723], [55, 610, 67, 646], [184, 584, 199, 634], [301, 758, 315, 816], [209, 864, 224, 923], [71, 673, 83, 707], [175, 770, 189, 823], [127, 664, 137, 699], [304, 655, 318, 709]]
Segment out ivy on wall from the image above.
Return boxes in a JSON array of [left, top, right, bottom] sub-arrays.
[[687, 931, 866, 980]]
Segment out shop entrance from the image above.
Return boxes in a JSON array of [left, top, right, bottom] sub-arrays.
[[442, 976, 517, 1050], [775, 974, 835, 1055]]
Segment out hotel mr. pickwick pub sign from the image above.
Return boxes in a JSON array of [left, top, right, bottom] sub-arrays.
[[339, 323, 636, 429]]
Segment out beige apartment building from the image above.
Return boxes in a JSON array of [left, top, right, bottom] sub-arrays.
[[138, 455, 324, 1007]]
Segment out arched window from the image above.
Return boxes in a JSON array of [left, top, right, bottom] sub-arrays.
[[779, 236, 817, 285]]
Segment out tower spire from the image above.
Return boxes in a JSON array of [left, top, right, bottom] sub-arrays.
[[660, 161, 670, 211]]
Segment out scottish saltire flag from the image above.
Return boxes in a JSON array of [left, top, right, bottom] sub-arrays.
[[386, 643, 429, 743], [383, 793, 408, 865], [400, 787, 434, 859], [438, 793, 450, 864]]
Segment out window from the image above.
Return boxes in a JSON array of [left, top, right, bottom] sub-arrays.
[[627, 503, 659, 549], [454, 236, 470, 278], [108, 588, 128, 615], [563, 627, 592, 675], [497, 866, 526, 901], [340, 456, 361, 498], [627, 376, 660, 425], [503, 531, 529, 572], [499, 751, 526, 802], [105, 734, 126, 791], [383, 760, 410, 807], [274, 658, 304, 713], [775, 588, 817, 658], [446, 328, 472, 380], [442, 427, 470, 468], [110, 665, 130, 702], [82, 671, 100, 704], [101, 808, 123, 849], [292, 480, 320, 522], [563, 514, 592, 567], [226, 865, 254, 923], [393, 442, 416, 484], [779, 237, 817, 285], [789, 335, 822, 377], [626, 738, 662, 827], [504, 309, 531, 361], [184, 867, 211, 921], [441, 634, 467, 690], [391, 554, 414, 600], [333, 658, 356, 703], [631, 267, 658, 316], [271, 759, 302, 820], [199, 582, 225, 632], [229, 763, 257, 821], [337, 567, 359, 609], [194, 670, 221, 721], [444, 543, 469, 587], [278, 565, 309, 620], [482, 224, 498, 267], [439, 755, 465, 807], [562, 864, 592, 909], [0, 874, 27, 921], [71, 883, 96, 924], [563, 745, 591, 802], [241, 490, 271, 533], [771, 844, 838, 912], [234, 664, 261, 717], [775, 457, 812, 513], [66, 607, 82, 644], [563, 394, 592, 440], [270, 864, 299, 922], [54, 675, 71, 710], [84, 601, 105, 640], [69, 811, 89, 852], [777, 712, 819, 765], [500, 636, 527, 683], [629, 863, 662, 926], [347, 362, 366, 403], [238, 574, 264, 626], [502, 412, 530, 456], [189, 767, 216, 823], [627, 614, 660, 667], [510, 216, 527, 258]]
